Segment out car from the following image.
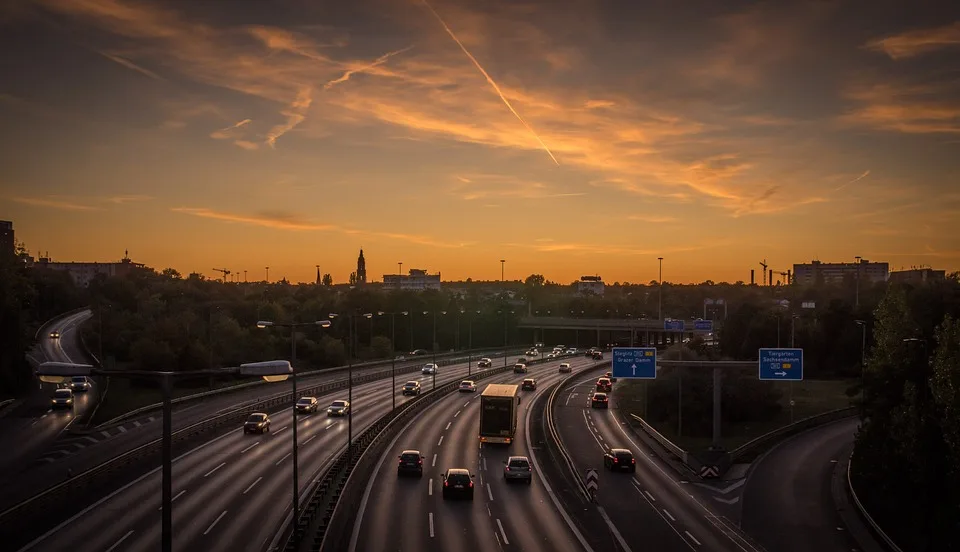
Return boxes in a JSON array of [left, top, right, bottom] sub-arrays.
[[503, 455, 533, 484], [441, 468, 475, 499], [593, 351, 604, 360], [603, 448, 636, 472], [591, 392, 609, 408], [534, 342, 544, 348], [521, 378, 537, 391], [596, 377, 612, 392], [296, 396, 319, 413], [421, 363, 438, 375], [525, 349, 539, 357], [546, 352, 557, 359], [459, 380, 477, 393], [558, 362, 572, 373], [477, 358, 492, 368], [69, 375, 91, 392], [566, 348, 577, 354], [584, 348, 597, 358], [397, 450, 424, 477], [51, 388, 73, 409], [604, 371, 617, 383], [409, 349, 429, 356], [401, 381, 422, 396], [513, 363, 528, 374], [244, 412, 270, 433], [49, 331, 60, 339], [516, 357, 528, 364], [327, 400, 350, 416]]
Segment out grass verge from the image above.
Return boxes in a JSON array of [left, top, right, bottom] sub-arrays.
[[616, 378, 856, 453]]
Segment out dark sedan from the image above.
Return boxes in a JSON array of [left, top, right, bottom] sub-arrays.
[[603, 448, 636, 472]]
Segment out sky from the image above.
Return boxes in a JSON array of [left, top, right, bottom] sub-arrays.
[[1, 0, 959, 285]]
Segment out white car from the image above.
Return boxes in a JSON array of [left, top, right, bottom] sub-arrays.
[[477, 358, 492, 368], [566, 348, 577, 354], [69, 376, 92, 392], [421, 364, 438, 375], [559, 363, 572, 373], [525, 349, 539, 357], [459, 380, 477, 393]]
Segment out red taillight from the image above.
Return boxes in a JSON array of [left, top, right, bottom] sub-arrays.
[[469, 481, 474, 488], [444, 480, 449, 487], [613, 458, 619, 463], [418, 459, 423, 464], [631, 458, 636, 464]]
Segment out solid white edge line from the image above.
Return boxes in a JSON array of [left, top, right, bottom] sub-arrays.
[[526, 379, 596, 552], [203, 510, 227, 535], [496, 518, 510, 545], [685, 530, 702, 546], [103, 530, 134, 552], [597, 506, 633, 552], [429, 512, 435, 538]]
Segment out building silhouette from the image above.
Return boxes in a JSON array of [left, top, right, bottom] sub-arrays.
[[0, 220, 13, 255], [356, 248, 367, 285], [792, 259, 889, 286]]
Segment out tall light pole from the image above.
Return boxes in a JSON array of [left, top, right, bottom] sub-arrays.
[[657, 257, 664, 321], [500, 259, 505, 283], [255, 319, 331, 549], [265, 266, 270, 282], [856, 320, 867, 416], [398, 261, 402, 276], [854, 256, 862, 308], [467, 310, 479, 376]]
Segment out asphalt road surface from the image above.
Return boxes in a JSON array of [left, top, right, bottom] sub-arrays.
[[0, 309, 95, 475], [741, 417, 862, 552], [554, 372, 763, 552], [351, 357, 596, 552], [15, 355, 543, 552]]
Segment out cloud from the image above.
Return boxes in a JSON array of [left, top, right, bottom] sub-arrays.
[[265, 87, 312, 148], [12, 196, 100, 211], [585, 100, 615, 109], [627, 215, 678, 223], [234, 140, 260, 151], [865, 21, 960, 60], [210, 118, 252, 140], [103, 195, 153, 204], [324, 46, 414, 90], [841, 82, 960, 134], [449, 173, 584, 200], [419, 0, 559, 165], [835, 170, 870, 191], [97, 50, 164, 80]]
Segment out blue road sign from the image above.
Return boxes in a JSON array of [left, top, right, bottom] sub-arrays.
[[612, 347, 657, 379], [664, 319, 685, 331], [758, 348, 804, 381], [693, 320, 713, 332]]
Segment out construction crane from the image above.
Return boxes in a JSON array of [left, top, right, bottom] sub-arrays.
[[212, 268, 231, 282], [759, 259, 768, 286], [777, 271, 790, 285]]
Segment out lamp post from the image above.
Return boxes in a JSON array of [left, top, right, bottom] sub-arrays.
[[329, 313, 357, 461], [856, 320, 867, 416], [37, 361, 290, 552], [378, 311, 408, 410], [657, 257, 664, 322], [467, 310, 479, 376], [254, 319, 331, 548], [265, 266, 269, 282], [854, 256, 862, 308]]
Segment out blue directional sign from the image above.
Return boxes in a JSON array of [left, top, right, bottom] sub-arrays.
[[612, 347, 657, 379], [693, 320, 713, 332], [663, 319, 685, 331], [758, 348, 804, 381]]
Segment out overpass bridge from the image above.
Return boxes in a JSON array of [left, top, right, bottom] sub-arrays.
[[517, 316, 718, 348]]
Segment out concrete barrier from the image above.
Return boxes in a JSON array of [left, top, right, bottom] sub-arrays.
[[847, 451, 905, 552]]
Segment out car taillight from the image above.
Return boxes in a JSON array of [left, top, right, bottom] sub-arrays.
[[418, 459, 423, 464], [444, 480, 449, 487], [469, 481, 474, 488], [631, 458, 636, 464], [613, 458, 619, 463]]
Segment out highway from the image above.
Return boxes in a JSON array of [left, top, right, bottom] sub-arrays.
[[15, 353, 549, 552], [350, 356, 594, 552], [0, 309, 96, 476], [553, 369, 763, 552], [740, 417, 862, 552], [0, 348, 519, 511]]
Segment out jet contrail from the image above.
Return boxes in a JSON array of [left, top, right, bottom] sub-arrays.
[[420, 0, 559, 165], [324, 46, 414, 90], [836, 169, 870, 191]]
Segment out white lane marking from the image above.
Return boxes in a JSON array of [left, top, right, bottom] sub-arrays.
[[303, 434, 318, 445], [104, 530, 134, 552], [487, 484, 494, 501], [464, 402, 469, 408], [428, 479, 433, 496], [437, 436, 443, 446], [483, 457, 487, 472], [133, 421, 141, 428], [445, 422, 451, 430], [598, 506, 633, 552], [203, 462, 226, 478], [646, 491, 656, 502], [203, 510, 227, 535], [496, 518, 510, 545], [158, 490, 186, 510], [276, 452, 291, 466], [117, 426, 127, 434], [454, 410, 461, 417], [428, 512, 435, 538], [83, 436, 98, 445], [685, 531, 702, 546], [432, 454, 437, 467], [663, 509, 676, 522], [243, 477, 262, 495], [581, 410, 605, 451], [100, 430, 111, 438], [147, 416, 154, 422], [325, 422, 335, 429], [240, 442, 260, 454], [275, 425, 289, 434]]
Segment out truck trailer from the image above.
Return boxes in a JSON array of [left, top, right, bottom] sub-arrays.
[[479, 383, 520, 444]]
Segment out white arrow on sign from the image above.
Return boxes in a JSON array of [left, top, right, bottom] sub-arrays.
[[775, 371, 787, 376]]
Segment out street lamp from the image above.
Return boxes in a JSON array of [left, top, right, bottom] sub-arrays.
[[466, 310, 480, 376], [658, 257, 664, 321], [254, 319, 330, 548], [37, 360, 273, 552], [856, 320, 867, 416], [378, 311, 408, 410]]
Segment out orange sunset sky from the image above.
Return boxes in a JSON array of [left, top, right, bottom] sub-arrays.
[[1, 0, 958, 284]]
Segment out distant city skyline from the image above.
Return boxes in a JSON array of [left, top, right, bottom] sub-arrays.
[[2, 1, 958, 284]]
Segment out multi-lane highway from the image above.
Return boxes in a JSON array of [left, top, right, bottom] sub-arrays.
[[553, 369, 763, 552], [350, 356, 595, 552], [0, 309, 96, 475], [15, 353, 546, 552]]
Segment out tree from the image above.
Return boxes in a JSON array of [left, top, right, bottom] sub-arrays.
[[524, 274, 545, 287], [322, 273, 333, 286], [161, 268, 182, 279]]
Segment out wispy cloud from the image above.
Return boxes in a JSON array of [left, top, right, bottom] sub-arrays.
[[419, 0, 559, 166], [865, 21, 960, 60], [627, 215, 678, 223], [210, 118, 252, 140], [835, 170, 870, 191], [98, 51, 164, 80], [265, 88, 312, 148], [103, 195, 153, 204], [12, 196, 99, 211], [324, 46, 414, 90], [841, 82, 960, 134], [450, 173, 583, 200]]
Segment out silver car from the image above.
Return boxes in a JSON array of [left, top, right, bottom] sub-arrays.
[[503, 456, 532, 484], [51, 388, 74, 409], [69, 376, 92, 392]]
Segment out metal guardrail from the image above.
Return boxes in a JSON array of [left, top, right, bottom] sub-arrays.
[[302, 353, 577, 552], [33, 307, 89, 341], [847, 451, 905, 552], [728, 407, 857, 463], [0, 399, 15, 413], [96, 347, 527, 428], [628, 413, 689, 465]]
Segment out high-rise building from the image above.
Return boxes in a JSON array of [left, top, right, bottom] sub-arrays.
[[577, 275, 605, 296], [356, 249, 367, 285], [0, 220, 13, 255], [889, 268, 947, 285], [33, 250, 145, 287], [792, 259, 889, 286], [382, 269, 441, 291]]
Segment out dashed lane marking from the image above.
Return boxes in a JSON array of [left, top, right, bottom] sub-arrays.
[[104, 530, 134, 552]]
